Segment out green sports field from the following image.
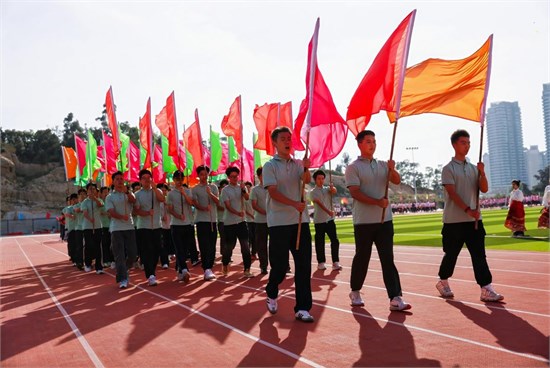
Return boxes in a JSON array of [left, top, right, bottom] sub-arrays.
[[322, 206, 549, 252]]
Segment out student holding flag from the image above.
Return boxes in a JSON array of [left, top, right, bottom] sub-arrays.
[[81, 182, 104, 274]]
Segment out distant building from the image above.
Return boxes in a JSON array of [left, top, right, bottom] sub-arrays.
[[543, 83, 550, 166], [524, 145, 544, 189], [486, 101, 527, 194]]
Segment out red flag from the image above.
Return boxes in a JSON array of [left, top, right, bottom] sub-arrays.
[[105, 86, 120, 157], [254, 102, 294, 156], [74, 134, 86, 176], [183, 109, 205, 170], [97, 146, 105, 173], [124, 140, 140, 182], [155, 92, 179, 158], [102, 130, 118, 174], [221, 96, 243, 154], [139, 97, 153, 170], [346, 10, 416, 136], [294, 18, 348, 168]]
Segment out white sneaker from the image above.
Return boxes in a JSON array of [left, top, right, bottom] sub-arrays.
[[84, 266, 92, 272], [119, 279, 128, 289], [317, 263, 326, 270], [148, 275, 158, 286], [243, 269, 255, 278], [179, 269, 190, 283], [332, 262, 342, 270], [480, 284, 504, 302], [436, 280, 454, 298], [295, 310, 314, 323], [349, 291, 364, 306], [162, 264, 169, 269], [110, 262, 116, 270], [266, 297, 278, 314], [96, 269, 105, 275], [389, 296, 412, 311], [204, 269, 216, 281]]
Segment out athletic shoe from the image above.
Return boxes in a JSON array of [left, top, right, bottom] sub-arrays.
[[332, 262, 342, 270], [119, 279, 128, 289], [222, 265, 229, 276], [162, 264, 169, 269], [317, 263, 326, 270], [480, 285, 504, 302], [389, 296, 412, 311], [349, 291, 365, 306], [436, 280, 454, 298], [204, 269, 216, 281], [96, 269, 105, 275], [295, 310, 314, 323], [110, 262, 116, 270], [177, 270, 184, 281], [180, 269, 190, 283], [243, 269, 254, 278], [84, 266, 92, 272], [266, 297, 278, 314], [148, 275, 158, 286]]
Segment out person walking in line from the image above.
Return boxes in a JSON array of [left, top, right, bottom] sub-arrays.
[[504, 179, 526, 237], [250, 167, 269, 275], [264, 126, 314, 323], [157, 183, 173, 269], [345, 130, 411, 311], [81, 182, 104, 274], [105, 171, 138, 289], [216, 179, 229, 258], [99, 186, 114, 269], [435, 129, 504, 302], [310, 169, 342, 271]]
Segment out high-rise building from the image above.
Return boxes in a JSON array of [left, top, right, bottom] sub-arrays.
[[524, 145, 544, 188], [486, 101, 527, 194], [543, 83, 550, 166]]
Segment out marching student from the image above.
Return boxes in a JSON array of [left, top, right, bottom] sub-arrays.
[[99, 186, 114, 269], [63, 193, 78, 265], [250, 167, 269, 275], [244, 181, 257, 261], [216, 179, 229, 257], [73, 188, 87, 270], [157, 183, 173, 269], [81, 182, 104, 274]]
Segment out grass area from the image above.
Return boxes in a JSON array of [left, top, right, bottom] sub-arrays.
[[316, 206, 549, 252]]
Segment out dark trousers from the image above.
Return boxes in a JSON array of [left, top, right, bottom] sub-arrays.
[[222, 222, 251, 269], [74, 230, 84, 266], [438, 221, 492, 287], [266, 224, 312, 313], [196, 222, 217, 270], [111, 230, 137, 283], [255, 223, 268, 270], [248, 222, 256, 255], [136, 228, 161, 278], [67, 230, 75, 262], [159, 228, 172, 266], [171, 225, 194, 273], [351, 222, 402, 299], [314, 220, 340, 264], [186, 226, 199, 263], [217, 222, 225, 256], [83, 228, 103, 270], [60, 224, 65, 241], [101, 227, 113, 264]]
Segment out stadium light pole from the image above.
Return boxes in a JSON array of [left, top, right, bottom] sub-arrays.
[[406, 146, 418, 203]]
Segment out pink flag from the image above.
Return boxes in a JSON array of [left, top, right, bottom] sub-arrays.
[[346, 10, 416, 136], [294, 18, 348, 168], [105, 86, 121, 158], [139, 97, 153, 170], [102, 130, 118, 174], [153, 145, 165, 183], [74, 134, 87, 176], [124, 140, 140, 182]]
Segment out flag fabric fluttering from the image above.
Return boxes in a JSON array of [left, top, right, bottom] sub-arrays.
[[105, 86, 121, 158], [155, 92, 180, 162], [228, 136, 239, 163], [82, 130, 101, 182], [210, 127, 223, 172], [102, 130, 118, 174], [74, 134, 87, 180], [139, 97, 154, 170], [61, 146, 77, 181], [161, 135, 178, 175], [221, 96, 243, 155], [346, 10, 416, 136], [253, 102, 293, 156], [153, 145, 165, 183], [387, 35, 493, 124], [183, 109, 205, 174], [293, 18, 348, 168]]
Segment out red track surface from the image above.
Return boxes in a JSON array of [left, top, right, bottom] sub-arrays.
[[1, 234, 548, 367]]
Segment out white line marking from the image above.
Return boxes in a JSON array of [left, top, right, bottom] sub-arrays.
[[15, 239, 104, 368]]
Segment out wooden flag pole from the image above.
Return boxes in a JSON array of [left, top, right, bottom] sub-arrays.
[[329, 159, 334, 212], [474, 124, 485, 230], [380, 120, 399, 223]]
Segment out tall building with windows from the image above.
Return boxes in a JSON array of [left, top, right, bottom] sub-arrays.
[[543, 83, 550, 166], [486, 101, 527, 194], [524, 145, 544, 189]]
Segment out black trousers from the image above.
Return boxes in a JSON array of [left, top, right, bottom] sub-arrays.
[[248, 222, 256, 255], [314, 220, 340, 264], [350, 221, 402, 300], [222, 222, 251, 269], [266, 224, 312, 313], [111, 230, 137, 283], [74, 230, 84, 266], [217, 222, 225, 256], [171, 225, 194, 273], [196, 222, 217, 270], [83, 228, 103, 270], [255, 223, 268, 270], [438, 221, 492, 287], [67, 230, 76, 262], [136, 228, 162, 278], [159, 228, 172, 266], [101, 227, 113, 264]]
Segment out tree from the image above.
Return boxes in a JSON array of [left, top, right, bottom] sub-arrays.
[[1, 128, 61, 163], [61, 113, 84, 147], [532, 166, 550, 193]]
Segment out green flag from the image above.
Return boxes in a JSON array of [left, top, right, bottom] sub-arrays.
[[161, 135, 177, 174], [228, 136, 239, 163], [82, 130, 101, 183], [184, 149, 193, 177], [210, 127, 222, 172], [140, 145, 147, 169], [120, 132, 130, 173]]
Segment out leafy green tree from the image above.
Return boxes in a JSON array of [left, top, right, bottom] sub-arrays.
[[61, 113, 84, 147], [532, 166, 550, 193], [1, 128, 60, 163]]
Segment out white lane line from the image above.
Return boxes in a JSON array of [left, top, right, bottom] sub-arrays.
[[15, 239, 104, 368], [39, 242, 324, 368]]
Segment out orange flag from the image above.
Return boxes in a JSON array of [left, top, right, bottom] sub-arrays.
[[183, 109, 205, 170], [221, 96, 243, 154], [61, 146, 77, 181], [388, 35, 493, 123]]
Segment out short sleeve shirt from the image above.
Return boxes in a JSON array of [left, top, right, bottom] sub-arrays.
[[100, 203, 110, 228], [134, 188, 162, 229], [192, 184, 219, 223], [263, 155, 309, 227], [345, 157, 392, 224], [62, 206, 75, 232], [310, 186, 334, 224], [217, 200, 225, 223], [80, 198, 104, 230], [221, 184, 245, 226], [105, 190, 135, 232], [442, 158, 482, 223], [250, 185, 267, 223], [166, 187, 194, 226]]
